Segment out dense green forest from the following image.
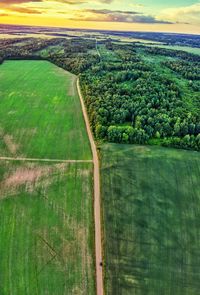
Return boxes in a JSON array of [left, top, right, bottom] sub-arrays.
[[0, 37, 199, 151], [80, 41, 200, 151]]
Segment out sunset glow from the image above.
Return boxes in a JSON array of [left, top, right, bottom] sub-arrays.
[[0, 0, 199, 33]]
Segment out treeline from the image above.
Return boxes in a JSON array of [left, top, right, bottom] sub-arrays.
[[49, 54, 98, 75], [162, 134, 200, 150], [0, 37, 99, 74], [110, 31, 200, 48], [0, 37, 31, 48], [163, 60, 200, 80], [46, 38, 99, 75], [142, 46, 200, 62], [0, 38, 64, 64]]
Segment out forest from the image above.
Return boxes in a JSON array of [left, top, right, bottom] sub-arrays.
[[0, 37, 199, 151], [80, 41, 200, 151]]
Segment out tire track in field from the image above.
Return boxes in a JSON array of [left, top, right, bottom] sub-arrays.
[[77, 78, 104, 295], [0, 157, 92, 163]]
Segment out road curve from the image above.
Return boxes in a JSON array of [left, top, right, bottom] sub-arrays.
[[77, 78, 104, 295]]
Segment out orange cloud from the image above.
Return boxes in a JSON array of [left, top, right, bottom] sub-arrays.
[[70, 9, 173, 24], [0, 1, 43, 14]]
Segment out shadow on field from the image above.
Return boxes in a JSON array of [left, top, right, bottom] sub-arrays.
[[101, 144, 200, 295]]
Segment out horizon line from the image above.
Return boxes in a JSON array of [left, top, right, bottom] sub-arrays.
[[0, 22, 200, 36]]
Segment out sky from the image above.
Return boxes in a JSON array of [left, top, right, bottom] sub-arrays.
[[0, 0, 200, 34]]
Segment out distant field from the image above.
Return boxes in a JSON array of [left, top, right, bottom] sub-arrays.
[[101, 144, 200, 295], [111, 36, 163, 44], [0, 34, 51, 39], [0, 160, 95, 295], [147, 44, 200, 56], [0, 60, 91, 160]]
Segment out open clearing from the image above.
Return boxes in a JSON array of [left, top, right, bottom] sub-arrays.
[[0, 61, 95, 294], [101, 144, 200, 295], [146, 44, 200, 56], [0, 60, 91, 160]]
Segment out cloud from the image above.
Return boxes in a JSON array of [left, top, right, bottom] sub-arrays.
[[51, 0, 86, 4], [129, 2, 144, 8], [159, 2, 200, 25], [0, 0, 174, 25], [70, 8, 173, 24], [46, 0, 114, 4], [0, 0, 115, 16], [0, 0, 114, 4], [97, 0, 113, 2], [11, 6, 43, 13], [0, 0, 42, 3], [0, 0, 43, 14]]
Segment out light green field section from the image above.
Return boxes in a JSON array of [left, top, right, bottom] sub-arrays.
[[0, 60, 91, 160], [101, 144, 200, 295], [98, 45, 120, 62], [38, 45, 65, 57], [0, 160, 95, 295], [147, 44, 200, 56]]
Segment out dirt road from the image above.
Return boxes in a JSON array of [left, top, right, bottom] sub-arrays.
[[77, 79, 104, 295], [95, 38, 101, 58]]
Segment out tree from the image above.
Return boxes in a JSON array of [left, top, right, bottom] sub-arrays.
[[95, 124, 107, 139], [183, 134, 191, 146], [155, 131, 161, 139], [122, 133, 129, 143]]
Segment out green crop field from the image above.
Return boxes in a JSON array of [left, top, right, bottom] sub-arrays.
[[0, 160, 95, 295], [0, 60, 95, 294], [0, 60, 91, 160], [101, 144, 200, 295]]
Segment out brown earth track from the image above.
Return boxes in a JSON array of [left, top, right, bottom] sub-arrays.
[[77, 78, 104, 295]]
